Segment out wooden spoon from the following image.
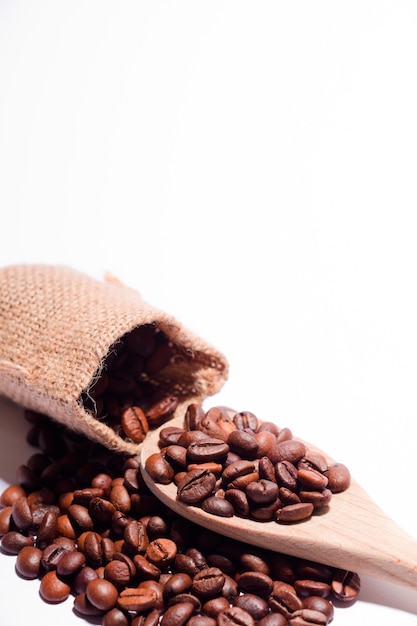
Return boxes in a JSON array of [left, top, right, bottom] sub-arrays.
[[139, 419, 417, 591]]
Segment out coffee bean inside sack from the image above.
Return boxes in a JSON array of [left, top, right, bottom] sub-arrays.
[[79, 324, 189, 443], [0, 410, 359, 626], [145, 405, 351, 524]]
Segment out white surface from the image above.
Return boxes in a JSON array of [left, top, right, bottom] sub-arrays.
[[1, 1, 417, 624]]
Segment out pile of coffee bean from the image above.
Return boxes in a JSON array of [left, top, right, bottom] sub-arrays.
[[0, 410, 360, 625], [79, 324, 182, 442], [145, 405, 351, 524]]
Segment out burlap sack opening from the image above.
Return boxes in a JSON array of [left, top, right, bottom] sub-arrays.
[[0, 264, 228, 455]]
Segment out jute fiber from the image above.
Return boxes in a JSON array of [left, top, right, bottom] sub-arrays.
[[0, 264, 229, 454]]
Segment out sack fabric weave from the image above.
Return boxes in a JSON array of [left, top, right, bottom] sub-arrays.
[[0, 264, 228, 454]]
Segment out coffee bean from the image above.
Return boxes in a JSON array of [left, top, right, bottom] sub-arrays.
[[324, 463, 351, 494], [201, 496, 234, 517], [186, 439, 230, 464], [217, 606, 255, 626], [233, 593, 269, 620], [191, 567, 225, 598], [276, 502, 314, 523], [86, 578, 119, 611], [160, 600, 195, 626], [15, 545, 42, 579], [117, 587, 157, 612], [11, 496, 32, 532], [246, 480, 279, 505], [146, 395, 179, 428], [121, 406, 149, 443], [177, 469, 217, 505], [289, 608, 329, 625], [268, 581, 303, 618], [331, 569, 361, 602], [39, 570, 71, 603], [237, 571, 274, 597], [302, 596, 334, 622], [1, 530, 34, 554], [227, 430, 259, 459], [146, 538, 177, 566], [102, 607, 130, 626], [145, 453, 175, 485]]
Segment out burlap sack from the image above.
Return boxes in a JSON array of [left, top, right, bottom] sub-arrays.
[[0, 264, 228, 455]]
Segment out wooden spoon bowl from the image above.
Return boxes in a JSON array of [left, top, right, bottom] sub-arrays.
[[140, 418, 417, 590]]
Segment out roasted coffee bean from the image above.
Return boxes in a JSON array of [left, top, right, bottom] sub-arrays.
[[37, 510, 59, 549], [133, 553, 161, 579], [73, 591, 104, 616], [269, 581, 303, 618], [289, 608, 328, 625], [163, 572, 192, 597], [191, 567, 225, 598], [160, 600, 195, 626], [276, 502, 314, 523], [0, 484, 26, 508], [124, 519, 149, 556], [82, 530, 103, 568], [86, 578, 119, 611], [233, 593, 269, 620], [202, 596, 230, 617], [302, 596, 334, 622], [299, 489, 332, 509], [275, 461, 298, 490], [121, 406, 149, 443], [201, 496, 234, 517], [217, 606, 255, 626], [145, 453, 175, 485], [237, 571, 274, 597], [187, 439, 230, 464], [68, 503, 94, 532], [268, 440, 306, 464], [331, 569, 361, 602], [224, 489, 250, 517], [1, 530, 34, 554], [102, 607, 130, 626], [250, 499, 281, 521], [324, 463, 351, 494], [297, 468, 328, 491], [117, 587, 157, 612], [177, 469, 217, 505], [185, 403, 206, 430], [39, 570, 71, 603], [294, 579, 332, 598], [41, 543, 68, 571], [146, 395, 179, 428], [146, 538, 177, 566], [110, 484, 132, 514], [15, 545, 42, 579], [222, 460, 256, 485], [56, 549, 86, 576], [104, 559, 132, 589], [246, 480, 279, 505], [257, 456, 277, 482], [227, 430, 259, 459], [11, 496, 32, 532], [233, 411, 259, 432]]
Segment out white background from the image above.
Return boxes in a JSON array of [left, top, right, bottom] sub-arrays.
[[1, 1, 417, 624]]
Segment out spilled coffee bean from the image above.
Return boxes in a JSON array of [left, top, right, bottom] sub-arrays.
[[0, 409, 359, 625]]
